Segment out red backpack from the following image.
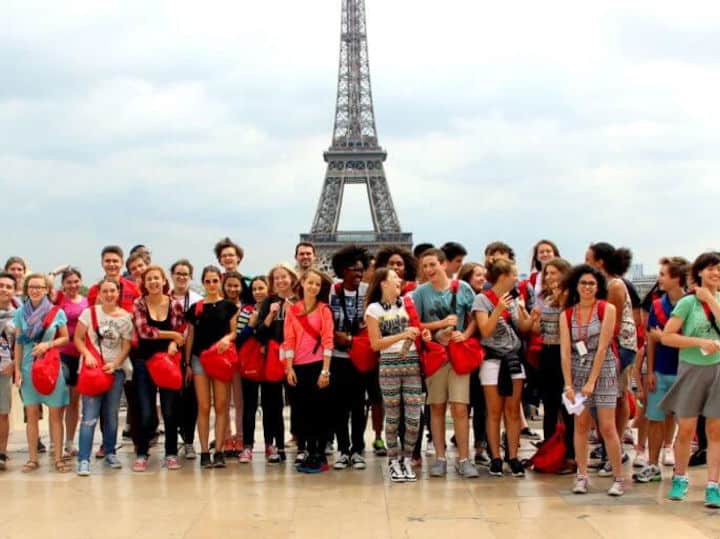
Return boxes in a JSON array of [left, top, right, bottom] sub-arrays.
[[529, 422, 567, 473], [77, 306, 116, 397], [30, 306, 63, 396]]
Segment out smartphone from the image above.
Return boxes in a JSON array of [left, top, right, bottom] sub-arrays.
[[508, 288, 520, 300]]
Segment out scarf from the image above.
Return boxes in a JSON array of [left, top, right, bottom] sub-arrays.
[[23, 296, 53, 340]]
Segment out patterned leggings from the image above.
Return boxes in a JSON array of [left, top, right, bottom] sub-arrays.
[[379, 353, 424, 459]]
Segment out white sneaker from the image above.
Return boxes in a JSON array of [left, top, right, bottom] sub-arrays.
[[389, 458, 406, 483], [402, 457, 417, 482], [608, 478, 625, 497], [350, 453, 366, 470], [632, 452, 648, 468], [662, 448, 675, 467], [572, 474, 589, 494]]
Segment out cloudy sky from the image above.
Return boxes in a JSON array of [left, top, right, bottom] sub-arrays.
[[2, 0, 718, 281]]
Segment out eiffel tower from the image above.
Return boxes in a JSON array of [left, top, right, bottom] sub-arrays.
[[300, 0, 412, 270]]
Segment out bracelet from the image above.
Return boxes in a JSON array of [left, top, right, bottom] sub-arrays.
[[320, 370, 330, 377]]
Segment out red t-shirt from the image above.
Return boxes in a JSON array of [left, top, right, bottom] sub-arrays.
[[87, 277, 141, 314]]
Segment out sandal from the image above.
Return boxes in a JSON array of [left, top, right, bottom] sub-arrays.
[[22, 460, 39, 473], [54, 459, 72, 473]]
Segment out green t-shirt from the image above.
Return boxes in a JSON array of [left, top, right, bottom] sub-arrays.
[[672, 294, 720, 366]]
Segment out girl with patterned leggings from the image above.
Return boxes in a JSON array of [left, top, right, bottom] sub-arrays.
[[365, 268, 429, 483]]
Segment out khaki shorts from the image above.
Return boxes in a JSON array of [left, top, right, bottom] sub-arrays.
[[426, 362, 469, 405]]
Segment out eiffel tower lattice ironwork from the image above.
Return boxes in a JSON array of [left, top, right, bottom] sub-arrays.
[[300, 0, 412, 269]]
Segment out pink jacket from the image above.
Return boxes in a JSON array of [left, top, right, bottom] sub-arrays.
[[283, 302, 334, 366]]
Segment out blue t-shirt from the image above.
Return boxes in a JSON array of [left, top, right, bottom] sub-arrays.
[[647, 294, 679, 375], [411, 280, 475, 331]]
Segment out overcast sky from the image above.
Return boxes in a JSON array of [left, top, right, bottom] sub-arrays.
[[2, 0, 719, 282]]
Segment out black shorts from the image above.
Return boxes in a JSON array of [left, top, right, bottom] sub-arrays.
[[60, 353, 80, 387]]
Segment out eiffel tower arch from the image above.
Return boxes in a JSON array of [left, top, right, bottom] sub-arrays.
[[300, 0, 412, 271]]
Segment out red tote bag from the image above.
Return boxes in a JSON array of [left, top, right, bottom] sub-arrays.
[[77, 307, 115, 397], [147, 351, 183, 390], [263, 339, 286, 382], [238, 337, 265, 381]]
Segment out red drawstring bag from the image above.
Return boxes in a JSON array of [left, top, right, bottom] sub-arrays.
[[529, 422, 567, 473], [349, 328, 379, 373], [448, 338, 485, 375], [445, 280, 484, 375], [333, 283, 379, 372], [30, 307, 63, 396], [77, 306, 115, 397], [147, 351, 183, 390], [403, 295, 448, 377], [419, 340, 449, 378], [263, 339, 285, 382], [199, 343, 238, 383], [238, 337, 265, 381]]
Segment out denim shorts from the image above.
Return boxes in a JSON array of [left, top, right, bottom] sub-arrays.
[[646, 372, 677, 421], [191, 355, 205, 376]]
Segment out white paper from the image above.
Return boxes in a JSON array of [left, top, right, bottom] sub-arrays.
[[562, 392, 587, 415]]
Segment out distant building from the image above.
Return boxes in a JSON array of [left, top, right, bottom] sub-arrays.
[[630, 264, 657, 299]]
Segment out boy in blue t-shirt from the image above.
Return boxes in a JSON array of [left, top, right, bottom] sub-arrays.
[[633, 256, 688, 484], [412, 248, 479, 479]]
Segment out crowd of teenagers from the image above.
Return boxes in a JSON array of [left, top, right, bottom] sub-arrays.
[[1, 239, 720, 506]]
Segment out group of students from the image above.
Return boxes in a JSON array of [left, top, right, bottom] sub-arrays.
[[1, 238, 720, 507]]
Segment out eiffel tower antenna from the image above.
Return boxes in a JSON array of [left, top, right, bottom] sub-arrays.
[[300, 0, 412, 270]]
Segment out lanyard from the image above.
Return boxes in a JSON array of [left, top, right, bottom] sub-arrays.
[[575, 301, 596, 343]]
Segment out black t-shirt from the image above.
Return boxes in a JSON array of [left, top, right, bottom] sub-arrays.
[[185, 299, 238, 356], [137, 314, 172, 361]]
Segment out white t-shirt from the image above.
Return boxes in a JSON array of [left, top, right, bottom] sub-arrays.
[[365, 301, 416, 357], [0, 310, 16, 369], [79, 306, 134, 362]]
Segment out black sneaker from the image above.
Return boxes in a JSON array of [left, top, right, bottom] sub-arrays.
[[474, 448, 491, 468], [200, 452, 212, 469], [278, 449, 287, 462], [489, 458, 504, 477], [213, 452, 226, 468], [509, 458, 526, 478], [37, 440, 47, 453], [590, 446, 605, 460], [689, 449, 707, 467]]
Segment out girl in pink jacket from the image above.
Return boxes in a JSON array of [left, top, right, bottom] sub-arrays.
[[284, 269, 334, 473]]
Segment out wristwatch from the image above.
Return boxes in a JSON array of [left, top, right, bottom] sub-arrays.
[[320, 370, 330, 377]]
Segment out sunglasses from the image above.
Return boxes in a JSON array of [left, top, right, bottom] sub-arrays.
[[204, 278, 220, 284]]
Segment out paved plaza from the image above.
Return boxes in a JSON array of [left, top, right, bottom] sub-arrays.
[[2, 393, 719, 539]]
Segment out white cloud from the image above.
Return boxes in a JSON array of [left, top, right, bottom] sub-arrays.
[[2, 0, 719, 280]]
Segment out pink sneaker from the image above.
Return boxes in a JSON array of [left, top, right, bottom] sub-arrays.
[[165, 456, 181, 470], [132, 457, 148, 472], [239, 447, 253, 463]]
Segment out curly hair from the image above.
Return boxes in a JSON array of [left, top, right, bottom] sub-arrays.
[[375, 246, 417, 282], [563, 264, 608, 308], [331, 245, 370, 278]]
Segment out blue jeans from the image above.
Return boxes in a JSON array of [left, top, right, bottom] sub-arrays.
[[78, 370, 125, 462], [133, 357, 180, 458]]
